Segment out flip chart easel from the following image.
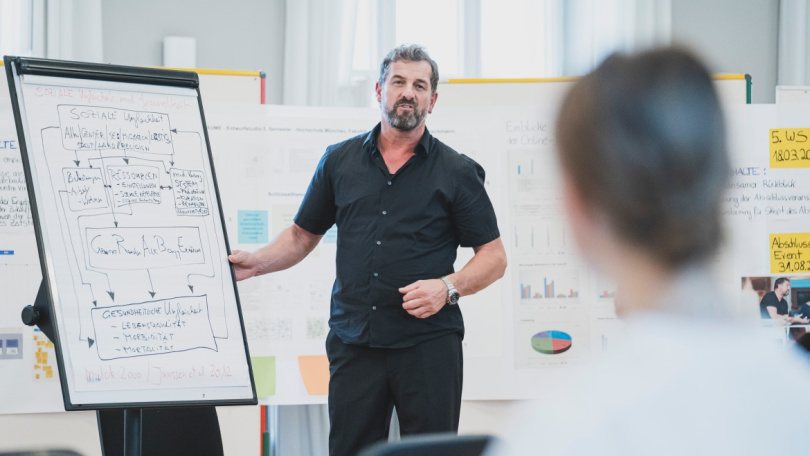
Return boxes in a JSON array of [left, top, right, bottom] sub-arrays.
[[5, 56, 256, 455]]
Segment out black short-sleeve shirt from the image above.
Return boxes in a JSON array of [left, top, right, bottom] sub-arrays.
[[760, 291, 788, 318], [294, 123, 500, 348]]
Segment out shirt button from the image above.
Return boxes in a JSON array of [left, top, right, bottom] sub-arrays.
[[373, 272, 379, 277], [387, 181, 392, 186], [382, 210, 387, 215], [372, 306, 377, 310], [376, 241, 381, 245]]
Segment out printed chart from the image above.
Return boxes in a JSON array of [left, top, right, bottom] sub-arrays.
[[530, 330, 573, 355], [518, 268, 580, 303]]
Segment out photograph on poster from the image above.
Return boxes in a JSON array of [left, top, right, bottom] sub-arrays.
[[742, 275, 810, 344]]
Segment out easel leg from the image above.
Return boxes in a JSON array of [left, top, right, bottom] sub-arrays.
[[124, 408, 142, 456]]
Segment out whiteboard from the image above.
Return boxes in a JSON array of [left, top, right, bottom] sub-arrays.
[[205, 101, 804, 404], [0, 101, 55, 414], [719, 104, 810, 335], [205, 104, 598, 402], [6, 57, 255, 410], [207, 105, 381, 404]]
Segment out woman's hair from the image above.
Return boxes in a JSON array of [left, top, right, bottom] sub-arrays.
[[555, 47, 729, 267]]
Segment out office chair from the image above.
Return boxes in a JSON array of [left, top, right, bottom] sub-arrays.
[[358, 433, 494, 456], [0, 452, 84, 456]]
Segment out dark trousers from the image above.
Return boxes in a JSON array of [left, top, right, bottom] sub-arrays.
[[326, 331, 463, 456]]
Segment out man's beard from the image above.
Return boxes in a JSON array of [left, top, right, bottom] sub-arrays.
[[383, 98, 427, 132]]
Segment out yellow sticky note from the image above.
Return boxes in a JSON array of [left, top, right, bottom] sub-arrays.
[[770, 128, 810, 167], [770, 233, 810, 273], [250, 356, 276, 398], [298, 355, 330, 396]]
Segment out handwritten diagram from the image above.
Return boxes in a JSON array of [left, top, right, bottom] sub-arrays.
[[13, 74, 252, 402], [39, 103, 230, 360]]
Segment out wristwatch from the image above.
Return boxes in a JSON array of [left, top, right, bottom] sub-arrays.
[[441, 276, 460, 305]]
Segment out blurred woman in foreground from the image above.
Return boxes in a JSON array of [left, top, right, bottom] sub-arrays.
[[490, 48, 810, 455]]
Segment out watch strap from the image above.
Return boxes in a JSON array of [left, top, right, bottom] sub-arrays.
[[441, 276, 459, 305]]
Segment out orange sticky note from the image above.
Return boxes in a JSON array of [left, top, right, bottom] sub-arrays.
[[297, 355, 329, 395]]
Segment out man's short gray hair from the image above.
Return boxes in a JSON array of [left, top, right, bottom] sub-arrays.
[[379, 44, 439, 94]]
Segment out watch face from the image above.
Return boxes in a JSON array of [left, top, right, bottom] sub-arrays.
[[449, 291, 460, 305]]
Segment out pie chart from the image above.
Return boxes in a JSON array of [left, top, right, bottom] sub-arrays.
[[531, 330, 572, 355]]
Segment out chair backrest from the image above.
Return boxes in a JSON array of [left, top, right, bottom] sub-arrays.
[[358, 433, 494, 456], [0, 451, 85, 456]]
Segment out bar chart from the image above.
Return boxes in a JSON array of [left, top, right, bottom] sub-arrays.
[[518, 268, 580, 303]]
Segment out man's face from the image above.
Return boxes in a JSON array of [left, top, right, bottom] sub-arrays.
[[376, 60, 438, 132], [780, 281, 791, 296]]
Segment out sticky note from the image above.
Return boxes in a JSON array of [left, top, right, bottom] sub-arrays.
[[238, 210, 269, 244], [32, 329, 56, 381], [770, 232, 810, 273], [770, 128, 810, 168], [251, 356, 276, 397], [298, 355, 329, 395]]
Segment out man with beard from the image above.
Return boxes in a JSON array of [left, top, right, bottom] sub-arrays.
[[229, 44, 507, 456], [760, 277, 808, 324]]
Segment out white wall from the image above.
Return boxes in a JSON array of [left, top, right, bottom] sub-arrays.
[[671, 0, 779, 103], [99, 0, 781, 105], [100, 0, 286, 104]]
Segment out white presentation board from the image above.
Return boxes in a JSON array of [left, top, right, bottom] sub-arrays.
[[204, 103, 636, 402], [721, 104, 810, 311], [207, 100, 810, 403], [5, 57, 255, 410], [207, 105, 378, 404], [0, 100, 53, 414]]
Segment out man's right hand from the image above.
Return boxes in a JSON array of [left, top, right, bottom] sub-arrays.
[[228, 249, 260, 281]]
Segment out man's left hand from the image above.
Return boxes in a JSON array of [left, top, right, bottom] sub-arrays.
[[399, 279, 447, 319]]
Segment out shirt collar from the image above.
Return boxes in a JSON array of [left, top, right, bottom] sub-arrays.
[[363, 122, 433, 156]]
